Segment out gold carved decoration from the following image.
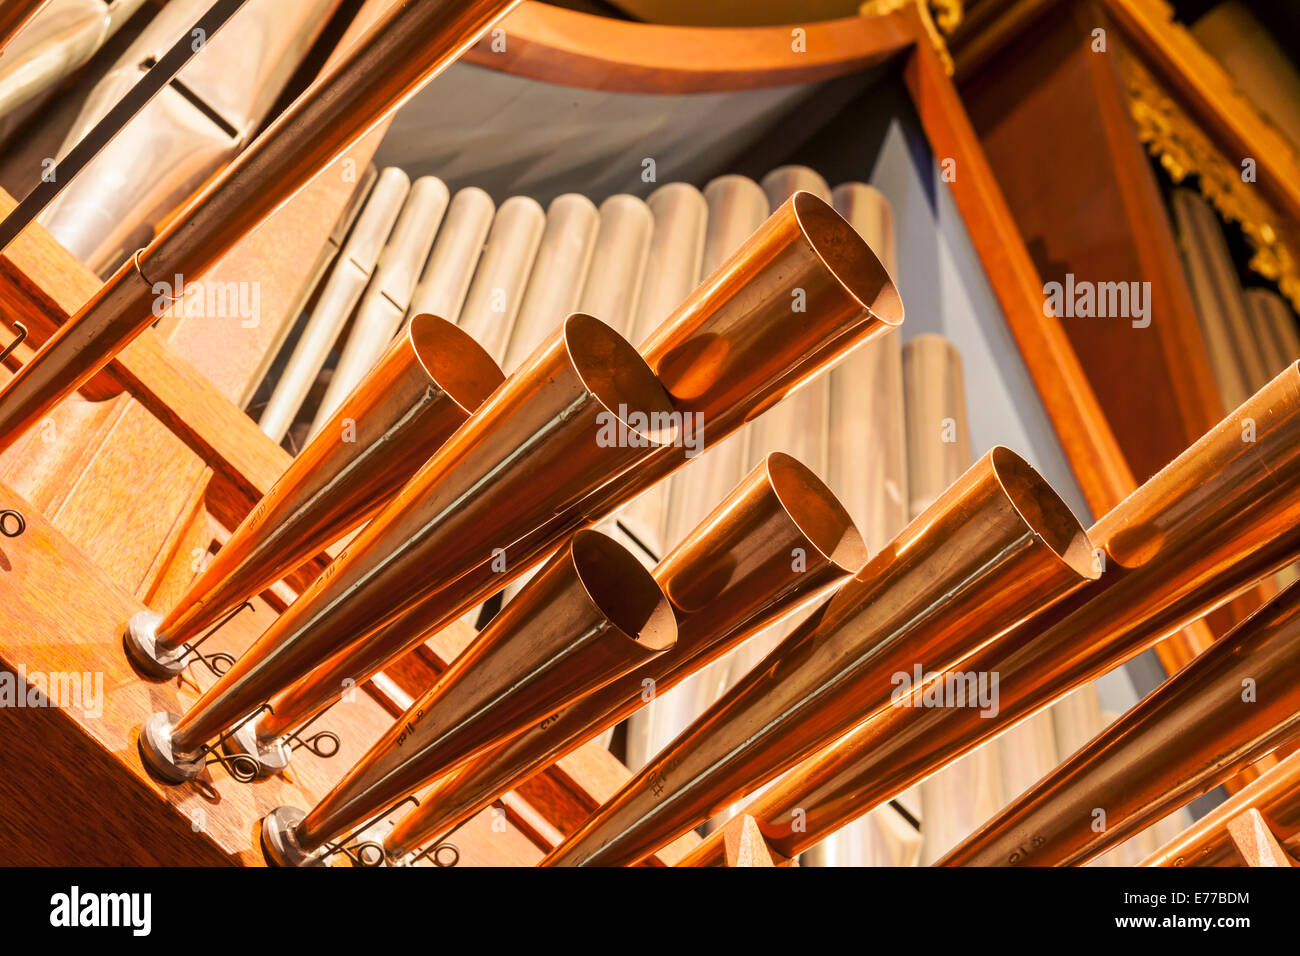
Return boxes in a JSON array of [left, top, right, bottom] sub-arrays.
[[1117, 46, 1300, 313], [859, 0, 963, 75]]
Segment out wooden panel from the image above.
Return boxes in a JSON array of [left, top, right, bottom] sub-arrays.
[[957, 0, 1222, 488]]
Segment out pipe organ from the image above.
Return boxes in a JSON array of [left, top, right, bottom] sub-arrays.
[[0, 0, 1297, 872]]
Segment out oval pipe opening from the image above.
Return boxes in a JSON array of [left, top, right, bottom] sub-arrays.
[[407, 313, 506, 415], [564, 312, 680, 448], [765, 452, 868, 573], [793, 190, 904, 328], [569, 529, 678, 653], [989, 446, 1098, 580]]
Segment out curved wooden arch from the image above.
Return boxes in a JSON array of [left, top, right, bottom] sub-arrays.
[[462, 2, 917, 93]]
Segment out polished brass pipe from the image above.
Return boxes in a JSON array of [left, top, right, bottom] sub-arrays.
[[261, 529, 677, 864], [0, 0, 520, 452], [680, 364, 1300, 866], [939, 578, 1300, 867], [1143, 748, 1300, 867], [215, 192, 902, 759], [147, 313, 677, 768], [407, 186, 494, 325], [125, 314, 503, 677], [382, 451, 866, 861], [543, 447, 1098, 866]]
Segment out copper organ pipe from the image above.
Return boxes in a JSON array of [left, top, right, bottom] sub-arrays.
[[679, 363, 1300, 866], [543, 447, 1098, 866], [0, 0, 521, 452], [938, 578, 1300, 867], [220, 192, 904, 762], [260, 530, 678, 866], [0, 0, 49, 53], [1143, 748, 1300, 867], [382, 452, 867, 862], [124, 314, 504, 683], [623, 176, 768, 769], [134, 192, 900, 787], [138, 313, 679, 779], [307, 175, 449, 435], [808, 181, 919, 868]]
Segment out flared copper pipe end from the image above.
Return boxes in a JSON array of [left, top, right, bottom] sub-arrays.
[[791, 190, 903, 330], [565, 311, 681, 449], [986, 446, 1100, 583], [292, 528, 676, 854], [764, 451, 869, 576], [567, 528, 678, 656], [404, 312, 506, 415]]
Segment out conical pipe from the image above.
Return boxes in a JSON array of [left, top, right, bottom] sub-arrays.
[[382, 451, 867, 861], [145, 313, 677, 768], [543, 447, 1099, 866], [939, 578, 1300, 867], [0, 0, 520, 452], [680, 364, 1300, 866], [261, 529, 678, 865], [1142, 749, 1300, 867], [580, 191, 903, 530], [124, 314, 503, 677], [221, 192, 904, 758]]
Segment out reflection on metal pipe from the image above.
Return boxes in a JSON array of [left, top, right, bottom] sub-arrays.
[[257, 167, 409, 442], [544, 448, 1098, 866], [407, 186, 494, 325], [138, 314, 677, 776], [940, 578, 1300, 866], [308, 176, 449, 434], [500, 193, 598, 373], [0, 0, 144, 123], [805, 181, 914, 868], [0, 0, 521, 453], [680, 364, 1300, 866], [624, 177, 767, 768], [259, 529, 677, 865], [124, 313, 503, 681], [382, 452, 864, 861], [142, 193, 902, 785], [37, 0, 341, 275], [455, 195, 544, 363], [0, 0, 50, 53], [1143, 748, 1300, 867]]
